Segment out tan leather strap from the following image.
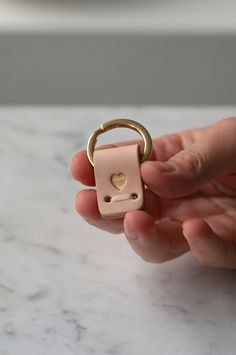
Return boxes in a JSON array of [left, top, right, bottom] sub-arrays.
[[94, 144, 144, 219]]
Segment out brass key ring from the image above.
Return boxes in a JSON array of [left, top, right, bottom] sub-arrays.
[[87, 119, 152, 167]]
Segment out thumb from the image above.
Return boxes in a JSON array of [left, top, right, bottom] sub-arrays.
[[141, 118, 236, 198]]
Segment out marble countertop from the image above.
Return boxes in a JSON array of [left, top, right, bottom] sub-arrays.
[[1, 106, 236, 355]]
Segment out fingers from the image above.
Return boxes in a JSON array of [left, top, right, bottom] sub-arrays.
[[75, 187, 224, 233], [141, 117, 236, 198], [124, 211, 189, 263], [75, 188, 162, 234], [76, 190, 190, 264], [71, 150, 95, 186], [75, 189, 124, 234], [183, 218, 236, 269]]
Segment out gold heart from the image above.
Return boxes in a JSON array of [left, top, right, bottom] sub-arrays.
[[111, 173, 126, 190]]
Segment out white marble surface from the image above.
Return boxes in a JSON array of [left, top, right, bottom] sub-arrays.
[[1, 106, 236, 355]]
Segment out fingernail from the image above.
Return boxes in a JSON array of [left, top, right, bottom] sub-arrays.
[[145, 161, 176, 173], [125, 226, 139, 240]]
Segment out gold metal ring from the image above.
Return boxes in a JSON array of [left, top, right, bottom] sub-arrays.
[[87, 119, 152, 167]]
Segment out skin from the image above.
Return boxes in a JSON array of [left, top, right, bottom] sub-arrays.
[[71, 117, 236, 269]]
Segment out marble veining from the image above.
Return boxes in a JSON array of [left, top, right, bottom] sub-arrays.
[[0, 107, 236, 355]]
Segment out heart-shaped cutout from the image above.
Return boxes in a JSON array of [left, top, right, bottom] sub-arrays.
[[111, 173, 126, 190]]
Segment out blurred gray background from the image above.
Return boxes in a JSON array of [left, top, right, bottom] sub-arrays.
[[0, 0, 236, 105]]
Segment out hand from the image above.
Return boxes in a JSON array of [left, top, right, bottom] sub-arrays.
[[71, 117, 236, 269]]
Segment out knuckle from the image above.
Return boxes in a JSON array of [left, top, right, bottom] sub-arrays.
[[214, 117, 236, 169], [152, 138, 166, 160], [214, 117, 236, 139], [173, 148, 206, 176], [215, 117, 236, 129], [186, 150, 204, 174]]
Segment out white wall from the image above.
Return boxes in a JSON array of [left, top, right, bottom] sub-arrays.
[[1, 0, 236, 34], [0, 0, 236, 105]]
